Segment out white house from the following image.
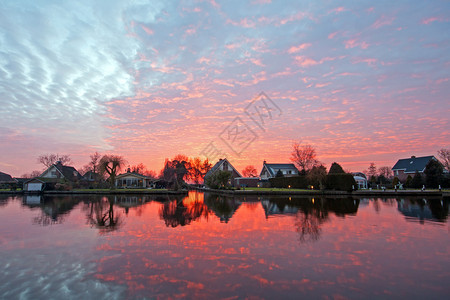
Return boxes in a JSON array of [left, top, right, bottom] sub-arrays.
[[23, 161, 81, 191], [115, 169, 153, 188], [259, 161, 299, 179], [352, 172, 368, 189], [40, 161, 82, 181]]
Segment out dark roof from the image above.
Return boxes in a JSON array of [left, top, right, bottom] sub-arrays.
[[39, 162, 82, 182], [263, 163, 298, 177], [57, 165, 82, 181], [392, 156, 435, 173], [0, 171, 17, 183], [205, 158, 241, 178]]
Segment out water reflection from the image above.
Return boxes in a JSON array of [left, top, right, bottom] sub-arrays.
[[0, 193, 449, 299], [397, 197, 449, 224], [204, 193, 241, 223], [262, 197, 360, 243], [22, 195, 80, 226], [13, 193, 450, 231], [86, 197, 123, 233], [159, 197, 209, 227]]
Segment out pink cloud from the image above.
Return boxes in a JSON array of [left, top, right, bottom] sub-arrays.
[[328, 31, 339, 39], [294, 56, 318, 67], [421, 16, 443, 25], [371, 15, 395, 29], [287, 43, 312, 54], [213, 79, 235, 87], [141, 25, 154, 35], [436, 77, 450, 84], [345, 39, 369, 49], [279, 11, 306, 25], [315, 82, 331, 88], [249, 58, 265, 67], [197, 57, 211, 64], [227, 18, 256, 28], [329, 7, 346, 14], [352, 57, 377, 66], [251, 0, 271, 4]]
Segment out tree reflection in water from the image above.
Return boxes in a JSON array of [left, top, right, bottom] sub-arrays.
[[159, 195, 210, 227], [264, 197, 360, 243], [204, 193, 241, 223], [86, 196, 123, 233]]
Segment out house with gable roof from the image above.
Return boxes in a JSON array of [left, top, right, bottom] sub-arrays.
[[391, 155, 438, 182], [0, 171, 18, 189], [259, 160, 299, 180], [204, 158, 242, 187], [24, 161, 82, 191]]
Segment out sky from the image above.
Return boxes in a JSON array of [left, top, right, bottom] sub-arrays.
[[0, 0, 449, 177]]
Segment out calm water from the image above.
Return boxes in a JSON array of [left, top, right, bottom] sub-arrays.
[[0, 192, 449, 299]]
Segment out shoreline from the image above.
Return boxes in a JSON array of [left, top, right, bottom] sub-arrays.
[[0, 188, 448, 197], [0, 189, 188, 195]]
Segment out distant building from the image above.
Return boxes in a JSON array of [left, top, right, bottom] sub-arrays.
[[352, 172, 368, 189], [0, 171, 18, 188], [259, 161, 299, 180], [40, 161, 82, 182], [82, 170, 101, 182], [24, 161, 82, 191], [392, 155, 437, 181], [115, 168, 153, 188], [23, 178, 47, 192], [204, 158, 242, 187]]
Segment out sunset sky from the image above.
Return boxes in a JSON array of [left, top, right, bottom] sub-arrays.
[[0, 0, 449, 177]]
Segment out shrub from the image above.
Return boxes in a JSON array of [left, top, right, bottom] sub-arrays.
[[205, 170, 232, 189], [325, 174, 356, 192], [411, 171, 423, 189], [269, 176, 308, 189], [328, 162, 345, 174]]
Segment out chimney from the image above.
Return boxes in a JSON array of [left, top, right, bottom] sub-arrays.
[[127, 167, 131, 173], [263, 160, 267, 164]]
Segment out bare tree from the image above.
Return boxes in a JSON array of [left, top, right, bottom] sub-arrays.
[[90, 152, 101, 174], [290, 143, 319, 172], [307, 165, 327, 189], [21, 170, 42, 178], [37, 154, 72, 168], [99, 155, 127, 189], [378, 166, 392, 179], [242, 165, 258, 177], [367, 163, 377, 180], [437, 148, 450, 171]]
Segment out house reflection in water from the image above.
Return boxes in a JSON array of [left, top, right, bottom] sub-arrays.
[[397, 197, 449, 224], [204, 193, 241, 223], [23, 195, 81, 226], [262, 196, 360, 243]]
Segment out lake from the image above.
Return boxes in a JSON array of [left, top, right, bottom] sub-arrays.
[[0, 192, 448, 299]]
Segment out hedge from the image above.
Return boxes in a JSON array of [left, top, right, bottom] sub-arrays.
[[325, 174, 356, 192], [269, 174, 357, 191], [269, 176, 308, 189]]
